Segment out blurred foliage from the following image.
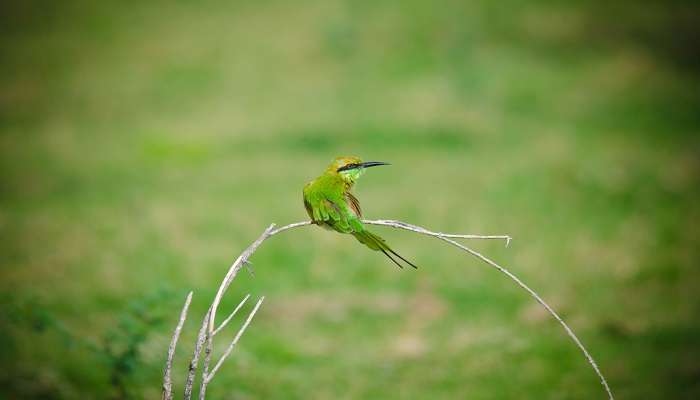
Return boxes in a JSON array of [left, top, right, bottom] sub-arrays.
[[98, 288, 175, 399], [1, 0, 699, 399], [0, 289, 178, 399]]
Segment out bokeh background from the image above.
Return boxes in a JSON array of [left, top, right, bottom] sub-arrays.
[[1, 0, 699, 399]]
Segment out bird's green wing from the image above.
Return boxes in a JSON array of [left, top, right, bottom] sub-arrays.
[[318, 197, 357, 233], [304, 184, 361, 234], [304, 186, 339, 227]]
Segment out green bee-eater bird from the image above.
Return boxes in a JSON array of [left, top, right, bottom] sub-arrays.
[[303, 156, 418, 269]]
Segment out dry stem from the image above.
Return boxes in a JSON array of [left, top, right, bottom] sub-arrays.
[[206, 297, 265, 381], [183, 310, 209, 400], [364, 219, 613, 400], [162, 291, 192, 400], [166, 219, 613, 400], [213, 294, 251, 336]]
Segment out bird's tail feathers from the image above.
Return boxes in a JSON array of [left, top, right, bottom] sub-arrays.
[[352, 230, 418, 269]]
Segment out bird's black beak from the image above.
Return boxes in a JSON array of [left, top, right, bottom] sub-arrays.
[[337, 161, 390, 172], [359, 161, 390, 169]]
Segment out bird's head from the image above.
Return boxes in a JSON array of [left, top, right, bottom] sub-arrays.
[[327, 156, 390, 184]]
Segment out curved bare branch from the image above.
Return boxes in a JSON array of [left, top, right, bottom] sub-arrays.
[[168, 219, 613, 400]]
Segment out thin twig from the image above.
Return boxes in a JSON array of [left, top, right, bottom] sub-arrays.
[[208, 224, 276, 333], [429, 235, 614, 400], [269, 221, 313, 236], [205, 297, 265, 382], [162, 291, 193, 400], [364, 219, 512, 246], [213, 294, 251, 336], [363, 219, 613, 400], [184, 310, 210, 400], [199, 294, 252, 400], [199, 330, 214, 400]]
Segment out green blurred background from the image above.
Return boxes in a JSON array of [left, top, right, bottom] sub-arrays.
[[1, 0, 699, 398]]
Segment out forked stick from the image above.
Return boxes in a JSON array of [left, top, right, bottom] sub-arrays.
[[166, 219, 613, 400]]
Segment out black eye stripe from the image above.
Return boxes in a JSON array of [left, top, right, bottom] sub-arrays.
[[337, 163, 359, 172]]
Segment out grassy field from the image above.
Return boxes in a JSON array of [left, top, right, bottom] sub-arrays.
[[1, 0, 699, 398]]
